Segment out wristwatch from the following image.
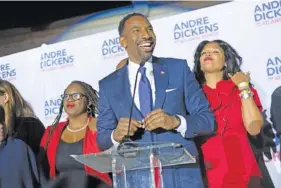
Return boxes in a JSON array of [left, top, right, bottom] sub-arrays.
[[174, 115, 181, 128], [240, 89, 253, 99]]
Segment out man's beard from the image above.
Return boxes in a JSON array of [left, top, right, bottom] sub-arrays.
[[138, 50, 153, 63]]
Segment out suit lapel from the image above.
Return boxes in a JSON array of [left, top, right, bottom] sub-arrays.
[[152, 56, 169, 110], [115, 63, 143, 120]]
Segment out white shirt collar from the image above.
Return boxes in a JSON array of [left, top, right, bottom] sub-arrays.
[[128, 57, 153, 76]]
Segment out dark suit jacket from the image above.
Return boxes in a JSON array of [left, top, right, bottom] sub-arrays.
[[271, 86, 281, 135], [0, 138, 40, 188]]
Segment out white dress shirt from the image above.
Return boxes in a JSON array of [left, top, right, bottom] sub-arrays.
[[111, 57, 187, 147]]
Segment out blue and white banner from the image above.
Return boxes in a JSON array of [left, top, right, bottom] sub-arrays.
[[0, 0, 280, 186]]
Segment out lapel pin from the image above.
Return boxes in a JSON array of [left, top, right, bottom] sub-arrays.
[[160, 71, 165, 75]]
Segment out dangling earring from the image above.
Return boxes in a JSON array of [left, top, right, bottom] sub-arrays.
[[222, 63, 227, 71], [87, 103, 92, 114]]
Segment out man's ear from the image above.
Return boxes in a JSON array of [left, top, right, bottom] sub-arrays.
[[120, 36, 127, 49]]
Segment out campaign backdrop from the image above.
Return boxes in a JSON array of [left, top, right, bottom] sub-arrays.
[[0, 0, 280, 186]]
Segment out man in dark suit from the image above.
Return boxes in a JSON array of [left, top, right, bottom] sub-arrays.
[[271, 86, 281, 138], [97, 13, 215, 188]]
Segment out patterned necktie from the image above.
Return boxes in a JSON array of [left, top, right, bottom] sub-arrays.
[[138, 66, 153, 117]]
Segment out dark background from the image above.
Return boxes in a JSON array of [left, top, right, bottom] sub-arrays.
[[0, 1, 132, 30]]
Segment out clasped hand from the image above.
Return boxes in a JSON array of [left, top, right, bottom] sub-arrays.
[[228, 72, 250, 87], [113, 109, 180, 142]]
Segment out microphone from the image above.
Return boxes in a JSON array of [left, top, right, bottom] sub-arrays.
[[117, 62, 144, 157]]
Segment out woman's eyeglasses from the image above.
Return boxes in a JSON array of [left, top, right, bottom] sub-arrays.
[[61, 93, 86, 101]]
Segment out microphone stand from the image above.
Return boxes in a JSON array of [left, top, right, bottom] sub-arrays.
[[117, 64, 143, 158]]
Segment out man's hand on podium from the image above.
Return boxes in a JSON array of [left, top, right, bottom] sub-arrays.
[[113, 118, 142, 142]]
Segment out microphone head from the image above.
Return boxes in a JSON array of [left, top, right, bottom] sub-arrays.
[[139, 59, 148, 67], [139, 63, 145, 68]]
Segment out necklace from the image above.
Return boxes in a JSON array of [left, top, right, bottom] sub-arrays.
[[67, 118, 89, 133]]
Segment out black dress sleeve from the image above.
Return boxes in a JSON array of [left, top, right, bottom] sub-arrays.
[[14, 117, 46, 156]]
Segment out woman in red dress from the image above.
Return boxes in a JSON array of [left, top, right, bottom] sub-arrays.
[[39, 81, 112, 188], [193, 40, 264, 188]]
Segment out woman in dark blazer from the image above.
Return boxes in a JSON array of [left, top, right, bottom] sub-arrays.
[[0, 106, 40, 188]]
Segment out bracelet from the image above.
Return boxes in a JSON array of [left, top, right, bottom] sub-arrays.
[[238, 82, 249, 90], [239, 89, 253, 99], [239, 87, 251, 93], [239, 89, 251, 95]]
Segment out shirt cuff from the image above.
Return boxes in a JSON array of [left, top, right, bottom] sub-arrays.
[[111, 130, 120, 148], [175, 115, 187, 137]]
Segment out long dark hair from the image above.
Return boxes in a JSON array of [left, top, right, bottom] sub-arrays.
[[0, 80, 36, 136], [44, 80, 99, 150], [193, 39, 242, 85]]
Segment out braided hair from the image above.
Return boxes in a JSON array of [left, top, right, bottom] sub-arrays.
[[44, 80, 99, 150]]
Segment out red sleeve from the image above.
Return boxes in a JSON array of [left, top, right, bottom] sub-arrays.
[[251, 87, 263, 112], [40, 126, 52, 148]]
